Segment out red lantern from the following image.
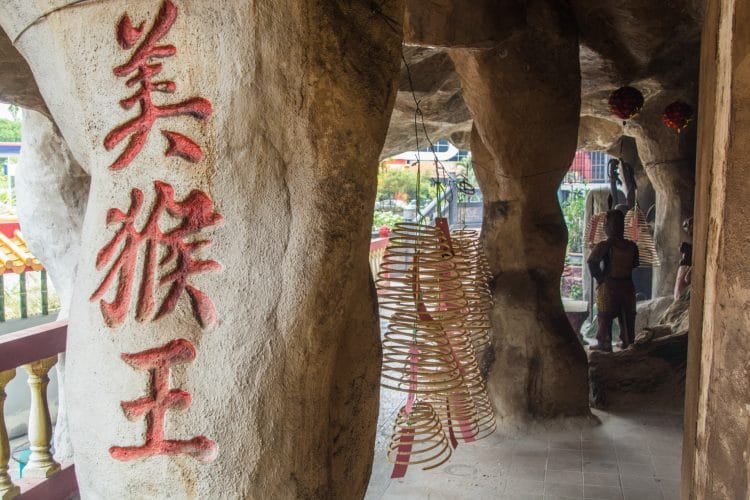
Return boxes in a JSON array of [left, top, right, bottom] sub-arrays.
[[662, 100, 694, 132], [608, 86, 645, 120]]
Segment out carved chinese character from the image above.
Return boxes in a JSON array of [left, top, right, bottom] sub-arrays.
[[90, 181, 223, 329], [105, 0, 213, 170], [109, 339, 217, 463]]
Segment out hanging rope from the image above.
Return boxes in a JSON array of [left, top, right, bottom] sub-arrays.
[[400, 45, 462, 222]]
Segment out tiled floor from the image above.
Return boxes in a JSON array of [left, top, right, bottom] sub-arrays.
[[366, 387, 683, 500]]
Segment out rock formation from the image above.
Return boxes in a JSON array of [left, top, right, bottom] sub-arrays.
[[449, 1, 590, 424], [16, 109, 89, 461], [17, 109, 89, 316], [589, 291, 690, 410], [383, 0, 702, 298], [1, 1, 404, 497], [628, 94, 697, 296], [683, 1, 750, 494]]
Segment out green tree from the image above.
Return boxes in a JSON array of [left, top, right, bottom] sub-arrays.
[[376, 168, 434, 206], [372, 211, 403, 231], [561, 187, 586, 254], [0, 118, 21, 142]]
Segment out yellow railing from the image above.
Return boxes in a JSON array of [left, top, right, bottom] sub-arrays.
[[0, 321, 76, 499]]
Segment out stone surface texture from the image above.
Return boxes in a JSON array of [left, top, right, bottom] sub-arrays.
[[589, 332, 687, 410], [1, 1, 404, 498], [589, 292, 690, 412], [16, 109, 89, 462], [683, 0, 750, 497], [449, 0, 590, 425], [634, 296, 674, 336], [381, 46, 472, 159]]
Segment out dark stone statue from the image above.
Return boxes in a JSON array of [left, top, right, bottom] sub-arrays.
[[587, 210, 640, 351]]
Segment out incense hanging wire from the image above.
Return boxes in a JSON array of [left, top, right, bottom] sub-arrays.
[[401, 49, 427, 223], [401, 45, 478, 223], [400, 47, 450, 223], [366, 0, 402, 34]]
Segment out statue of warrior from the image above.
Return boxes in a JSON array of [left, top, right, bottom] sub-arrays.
[[587, 209, 640, 351]]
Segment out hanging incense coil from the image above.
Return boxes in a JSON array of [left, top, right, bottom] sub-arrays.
[[379, 220, 497, 476], [471, 390, 497, 440], [427, 343, 493, 443], [428, 284, 491, 442], [586, 209, 659, 266], [585, 212, 608, 248], [444, 329, 484, 390], [387, 402, 452, 471], [477, 248, 493, 286], [625, 208, 659, 266], [443, 330, 492, 441], [428, 390, 480, 444], [377, 223, 467, 321], [381, 311, 464, 395], [377, 223, 468, 326], [451, 230, 493, 354], [445, 229, 496, 442]]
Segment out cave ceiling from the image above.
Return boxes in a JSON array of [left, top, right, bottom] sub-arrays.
[[0, 2, 703, 157], [383, 0, 704, 157]]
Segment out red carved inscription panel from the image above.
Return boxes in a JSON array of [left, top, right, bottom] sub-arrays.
[[90, 181, 223, 329], [109, 339, 217, 463], [105, 0, 212, 171]]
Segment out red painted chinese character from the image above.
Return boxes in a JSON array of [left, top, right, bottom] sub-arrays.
[[110, 339, 218, 463], [105, 0, 213, 171], [90, 181, 223, 329]]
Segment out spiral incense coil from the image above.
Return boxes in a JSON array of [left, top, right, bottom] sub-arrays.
[[442, 328, 488, 414], [471, 390, 497, 440], [377, 260, 466, 318], [377, 223, 468, 325], [444, 329, 484, 391], [587, 210, 659, 266], [586, 212, 608, 248], [378, 270, 465, 312], [464, 315, 491, 352], [450, 231, 493, 353], [428, 391, 480, 444], [477, 243, 493, 283], [473, 236, 493, 284], [458, 286, 492, 354], [625, 209, 659, 266], [381, 312, 464, 395], [387, 402, 452, 471], [446, 230, 496, 440], [456, 229, 492, 276]]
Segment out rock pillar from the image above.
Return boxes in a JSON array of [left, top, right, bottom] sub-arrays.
[[0, 1, 403, 497], [449, 1, 589, 424], [16, 109, 90, 462], [683, 0, 750, 497], [630, 95, 696, 297], [17, 109, 89, 317]]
